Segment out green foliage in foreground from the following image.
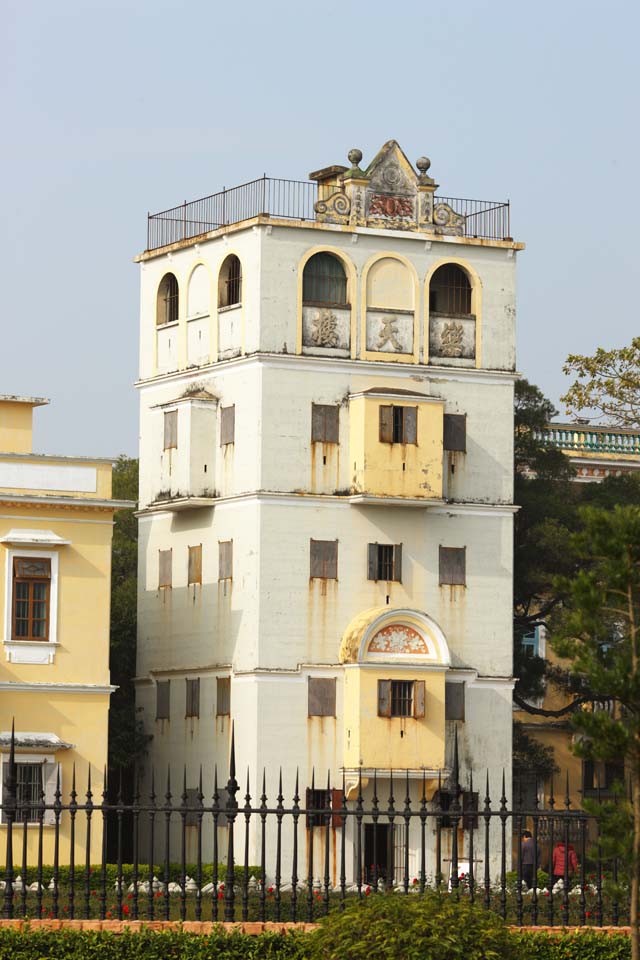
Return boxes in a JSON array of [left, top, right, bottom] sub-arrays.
[[0, 863, 261, 888], [0, 895, 633, 959], [308, 892, 516, 960]]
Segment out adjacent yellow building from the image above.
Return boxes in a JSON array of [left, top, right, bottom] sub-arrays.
[[0, 396, 131, 864]]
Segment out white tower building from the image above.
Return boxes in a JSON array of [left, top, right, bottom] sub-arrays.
[[134, 141, 522, 884]]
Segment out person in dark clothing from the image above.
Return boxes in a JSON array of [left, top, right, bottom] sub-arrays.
[[521, 830, 536, 889]]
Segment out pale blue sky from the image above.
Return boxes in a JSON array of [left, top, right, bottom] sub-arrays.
[[2, 0, 637, 457]]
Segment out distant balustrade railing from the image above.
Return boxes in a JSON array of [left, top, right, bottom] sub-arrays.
[[536, 425, 640, 457], [146, 177, 511, 251]]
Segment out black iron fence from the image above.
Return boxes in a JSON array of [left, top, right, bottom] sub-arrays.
[[1, 730, 625, 927], [146, 177, 511, 251]]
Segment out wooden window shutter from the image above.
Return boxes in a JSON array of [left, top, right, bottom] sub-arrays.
[[216, 677, 231, 716], [156, 681, 170, 720], [311, 404, 339, 443], [311, 404, 325, 442], [325, 406, 339, 443], [331, 788, 344, 828], [308, 678, 336, 717], [393, 543, 402, 583], [413, 680, 426, 718], [43, 761, 60, 826], [186, 678, 200, 718], [220, 405, 235, 445], [379, 405, 393, 443], [439, 546, 466, 586], [377, 679, 392, 717], [310, 540, 337, 579], [367, 543, 378, 581], [445, 681, 465, 721], [163, 410, 178, 450], [219, 541, 233, 580], [403, 407, 418, 444], [158, 549, 172, 589], [188, 545, 202, 585], [444, 414, 466, 452]]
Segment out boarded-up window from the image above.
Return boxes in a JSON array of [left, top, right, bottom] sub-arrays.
[[186, 678, 200, 718], [445, 681, 465, 721], [216, 677, 231, 716], [367, 543, 402, 582], [156, 681, 170, 720], [188, 545, 202, 585], [439, 546, 466, 586], [444, 414, 466, 452], [218, 540, 233, 580], [158, 549, 172, 589], [308, 678, 336, 717], [220, 405, 235, 445], [163, 410, 178, 450], [310, 540, 338, 579], [311, 404, 339, 443], [379, 406, 417, 444]]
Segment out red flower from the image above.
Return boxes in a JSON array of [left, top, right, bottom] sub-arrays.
[[127, 893, 133, 900], [218, 891, 224, 900], [122, 904, 130, 915], [365, 887, 371, 896], [91, 891, 97, 897], [267, 886, 274, 894], [106, 911, 112, 918], [586, 911, 592, 918]]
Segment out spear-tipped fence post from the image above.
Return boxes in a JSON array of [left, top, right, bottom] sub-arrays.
[[223, 726, 239, 922], [3, 723, 16, 918]]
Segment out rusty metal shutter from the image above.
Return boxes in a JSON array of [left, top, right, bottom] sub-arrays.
[[158, 549, 172, 589], [413, 680, 426, 718], [439, 546, 466, 586], [377, 679, 392, 717], [393, 543, 402, 583], [220, 405, 235, 446], [188, 544, 202, 585], [311, 404, 339, 443], [379, 405, 393, 443], [331, 788, 344, 829], [403, 407, 418, 444], [163, 410, 178, 450], [156, 681, 170, 720], [186, 677, 200, 718], [310, 540, 338, 579], [216, 677, 231, 716], [443, 414, 466, 452], [218, 540, 233, 580], [445, 681, 465, 721], [367, 543, 378, 581], [308, 677, 336, 716]]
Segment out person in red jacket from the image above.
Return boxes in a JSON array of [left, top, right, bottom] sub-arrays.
[[552, 841, 578, 887]]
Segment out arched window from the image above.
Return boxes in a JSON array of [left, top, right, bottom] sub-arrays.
[[219, 255, 242, 308], [157, 273, 179, 325], [429, 264, 472, 316], [303, 253, 348, 306]]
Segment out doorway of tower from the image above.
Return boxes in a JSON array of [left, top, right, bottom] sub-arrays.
[[364, 823, 392, 886]]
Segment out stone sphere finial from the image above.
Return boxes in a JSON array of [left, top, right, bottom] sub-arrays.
[[416, 156, 431, 174], [348, 148, 363, 167]]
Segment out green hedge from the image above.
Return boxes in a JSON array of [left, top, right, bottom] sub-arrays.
[[513, 931, 630, 960]]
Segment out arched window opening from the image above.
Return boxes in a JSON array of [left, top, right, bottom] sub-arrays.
[[429, 264, 472, 316], [219, 255, 242, 308], [157, 273, 179, 326], [303, 253, 348, 306]]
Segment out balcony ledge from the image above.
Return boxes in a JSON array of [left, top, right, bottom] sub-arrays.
[[349, 494, 446, 508], [146, 495, 217, 513]]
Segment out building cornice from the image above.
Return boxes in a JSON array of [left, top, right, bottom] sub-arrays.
[[0, 681, 117, 694], [0, 494, 134, 511], [135, 214, 525, 263], [136, 352, 520, 392], [137, 491, 516, 518]]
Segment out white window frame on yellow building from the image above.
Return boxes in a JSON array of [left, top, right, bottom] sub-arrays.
[[2, 546, 63, 664]]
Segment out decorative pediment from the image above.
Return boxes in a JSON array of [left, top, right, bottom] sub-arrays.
[[367, 624, 429, 656], [339, 606, 451, 665], [311, 141, 466, 234]]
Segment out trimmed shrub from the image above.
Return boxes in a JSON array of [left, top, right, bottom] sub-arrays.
[[513, 931, 630, 960], [307, 891, 516, 960]]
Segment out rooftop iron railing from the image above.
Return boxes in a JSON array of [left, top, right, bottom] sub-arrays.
[[536, 424, 640, 457], [146, 176, 511, 251]]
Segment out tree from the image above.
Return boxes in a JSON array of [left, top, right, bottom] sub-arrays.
[[551, 505, 640, 959], [108, 457, 149, 774], [562, 336, 640, 426], [513, 380, 579, 717]]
